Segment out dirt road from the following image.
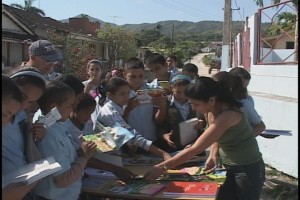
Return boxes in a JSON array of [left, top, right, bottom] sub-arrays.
[[190, 53, 218, 77]]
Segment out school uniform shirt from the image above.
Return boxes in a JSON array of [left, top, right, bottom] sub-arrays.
[[170, 95, 190, 121], [169, 67, 180, 75], [127, 83, 158, 141], [64, 118, 95, 150], [2, 110, 28, 174], [34, 121, 82, 200], [241, 98, 262, 127], [97, 100, 152, 151], [148, 71, 177, 88]]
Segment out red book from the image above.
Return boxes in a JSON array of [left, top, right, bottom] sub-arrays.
[[163, 181, 219, 198]]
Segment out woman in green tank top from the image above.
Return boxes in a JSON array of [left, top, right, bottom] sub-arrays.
[[144, 76, 265, 200]]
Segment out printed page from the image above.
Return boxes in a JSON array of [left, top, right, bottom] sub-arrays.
[[179, 118, 199, 146], [2, 157, 62, 188]]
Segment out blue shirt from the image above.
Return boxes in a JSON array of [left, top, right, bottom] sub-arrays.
[[34, 121, 81, 200], [2, 110, 28, 174], [127, 83, 157, 141], [170, 95, 191, 121], [97, 100, 152, 150], [241, 98, 262, 126]]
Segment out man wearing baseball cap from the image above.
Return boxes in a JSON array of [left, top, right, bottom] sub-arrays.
[[22, 39, 62, 80]]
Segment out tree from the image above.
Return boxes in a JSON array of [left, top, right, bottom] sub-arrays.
[[10, 0, 45, 16], [96, 24, 137, 68], [46, 28, 95, 81], [254, 0, 298, 62]]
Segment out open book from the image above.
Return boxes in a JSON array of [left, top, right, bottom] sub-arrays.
[[179, 118, 199, 146], [37, 107, 61, 128], [2, 156, 62, 188]]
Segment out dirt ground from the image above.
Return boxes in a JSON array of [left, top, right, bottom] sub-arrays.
[[260, 165, 298, 200]]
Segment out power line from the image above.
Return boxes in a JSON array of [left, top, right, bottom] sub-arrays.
[[234, 0, 244, 21], [171, 0, 223, 20], [151, 0, 219, 21]]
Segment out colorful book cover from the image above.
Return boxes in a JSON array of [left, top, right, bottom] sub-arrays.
[[163, 181, 218, 197], [82, 126, 134, 153], [136, 89, 163, 104]]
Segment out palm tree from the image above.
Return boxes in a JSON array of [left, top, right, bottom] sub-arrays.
[[11, 0, 45, 16], [254, 0, 298, 62]]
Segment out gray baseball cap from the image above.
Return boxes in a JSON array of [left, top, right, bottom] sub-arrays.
[[29, 40, 62, 62]]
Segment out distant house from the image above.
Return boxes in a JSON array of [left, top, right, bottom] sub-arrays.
[[1, 3, 109, 69], [262, 30, 295, 49], [201, 42, 222, 53]]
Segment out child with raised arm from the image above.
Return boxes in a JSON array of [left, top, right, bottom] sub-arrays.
[[34, 80, 96, 200], [123, 57, 167, 142], [56, 74, 135, 180], [67, 93, 136, 180], [97, 77, 172, 160]]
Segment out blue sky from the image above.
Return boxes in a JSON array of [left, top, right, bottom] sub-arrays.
[[2, 0, 267, 25]]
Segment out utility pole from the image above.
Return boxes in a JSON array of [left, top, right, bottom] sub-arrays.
[[221, 0, 231, 71], [230, 7, 240, 68], [171, 24, 175, 53]]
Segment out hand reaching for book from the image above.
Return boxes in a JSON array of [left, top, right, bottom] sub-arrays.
[[81, 141, 97, 159], [163, 131, 177, 149], [203, 155, 218, 174]]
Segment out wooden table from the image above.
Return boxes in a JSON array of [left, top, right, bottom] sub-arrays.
[[81, 153, 217, 200]]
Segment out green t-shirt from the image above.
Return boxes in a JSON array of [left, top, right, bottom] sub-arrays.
[[218, 110, 262, 166]]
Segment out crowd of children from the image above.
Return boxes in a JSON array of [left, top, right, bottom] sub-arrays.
[[2, 39, 268, 200]]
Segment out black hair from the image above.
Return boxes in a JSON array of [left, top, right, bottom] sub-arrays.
[[145, 53, 166, 66], [2, 75, 23, 102], [124, 57, 144, 70], [167, 55, 177, 62], [212, 71, 247, 100], [182, 63, 198, 74], [55, 74, 84, 95], [75, 93, 96, 112], [38, 80, 75, 115], [87, 59, 102, 69], [105, 77, 129, 94], [9, 66, 46, 92], [185, 76, 242, 108], [229, 67, 251, 80]]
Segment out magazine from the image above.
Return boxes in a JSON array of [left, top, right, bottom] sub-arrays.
[[163, 181, 219, 197], [82, 125, 135, 153], [261, 129, 292, 136], [2, 156, 62, 188]]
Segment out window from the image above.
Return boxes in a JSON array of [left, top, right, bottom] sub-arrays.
[[286, 41, 294, 49]]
